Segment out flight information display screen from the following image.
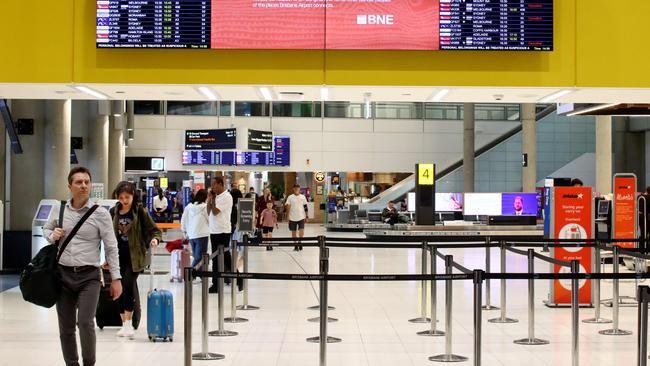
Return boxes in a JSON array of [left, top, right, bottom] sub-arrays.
[[96, 0, 553, 50], [185, 129, 236, 150], [182, 136, 290, 166]]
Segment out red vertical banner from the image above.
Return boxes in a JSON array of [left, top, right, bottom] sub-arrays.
[[613, 176, 637, 249], [552, 186, 593, 305]]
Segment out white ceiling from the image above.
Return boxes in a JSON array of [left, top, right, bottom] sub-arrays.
[[2, 83, 650, 104]]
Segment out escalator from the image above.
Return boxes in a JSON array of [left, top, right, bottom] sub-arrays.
[[358, 104, 557, 211]]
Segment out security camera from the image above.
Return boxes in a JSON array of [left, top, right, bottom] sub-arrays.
[[493, 94, 504, 101]]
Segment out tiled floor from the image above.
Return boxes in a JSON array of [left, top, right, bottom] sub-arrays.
[[0, 224, 645, 366]]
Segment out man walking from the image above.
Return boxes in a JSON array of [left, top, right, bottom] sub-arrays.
[[43, 167, 122, 366], [207, 177, 233, 293], [285, 184, 308, 251]]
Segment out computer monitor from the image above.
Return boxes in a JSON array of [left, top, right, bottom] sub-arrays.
[[463, 193, 502, 216], [356, 209, 367, 218], [598, 200, 610, 216]]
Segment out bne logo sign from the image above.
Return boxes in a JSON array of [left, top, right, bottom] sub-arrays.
[[357, 14, 394, 25]]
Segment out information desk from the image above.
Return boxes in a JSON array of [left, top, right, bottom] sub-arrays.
[[364, 225, 543, 242]]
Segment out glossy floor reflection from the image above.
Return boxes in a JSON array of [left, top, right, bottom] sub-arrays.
[[0, 224, 644, 366]]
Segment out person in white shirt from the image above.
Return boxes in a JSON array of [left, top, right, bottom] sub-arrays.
[[180, 188, 210, 268], [152, 188, 168, 221], [206, 177, 233, 293], [285, 184, 308, 251]]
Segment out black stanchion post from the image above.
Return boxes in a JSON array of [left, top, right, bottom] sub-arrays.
[[571, 260, 579, 366], [637, 286, 650, 366], [184, 267, 193, 366], [514, 249, 549, 345], [600, 246, 632, 336], [209, 244, 238, 337], [410, 241, 431, 323], [307, 246, 341, 346], [237, 234, 259, 311], [193, 254, 224, 361], [489, 241, 517, 324], [225, 238, 247, 323], [429, 255, 468, 362], [583, 242, 612, 324], [308, 236, 335, 312], [473, 270, 484, 366], [418, 245, 444, 336], [482, 237, 498, 311]]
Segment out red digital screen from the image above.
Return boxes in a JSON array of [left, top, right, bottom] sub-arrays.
[[97, 0, 553, 51]]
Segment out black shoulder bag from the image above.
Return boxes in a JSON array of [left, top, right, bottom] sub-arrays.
[[20, 202, 99, 308]]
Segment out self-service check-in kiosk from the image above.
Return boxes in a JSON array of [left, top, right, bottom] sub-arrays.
[[31, 199, 61, 257]]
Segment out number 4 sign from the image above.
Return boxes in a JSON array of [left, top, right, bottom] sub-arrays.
[[418, 164, 434, 185]]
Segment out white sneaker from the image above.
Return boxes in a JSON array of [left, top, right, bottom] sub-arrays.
[[123, 325, 135, 339], [116, 325, 127, 337]]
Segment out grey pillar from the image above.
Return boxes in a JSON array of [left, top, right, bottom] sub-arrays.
[[463, 103, 475, 193], [596, 116, 613, 194], [613, 117, 627, 174], [521, 104, 537, 192], [90, 101, 110, 195], [44, 100, 71, 200], [108, 116, 125, 193]]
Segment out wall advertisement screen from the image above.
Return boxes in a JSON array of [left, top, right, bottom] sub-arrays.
[[97, 0, 553, 51]]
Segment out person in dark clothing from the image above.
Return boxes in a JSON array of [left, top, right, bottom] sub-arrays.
[[381, 201, 399, 225]]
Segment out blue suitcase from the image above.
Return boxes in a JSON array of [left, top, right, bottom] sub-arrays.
[[147, 271, 174, 342]]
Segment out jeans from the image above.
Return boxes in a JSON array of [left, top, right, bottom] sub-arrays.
[[189, 237, 209, 268]]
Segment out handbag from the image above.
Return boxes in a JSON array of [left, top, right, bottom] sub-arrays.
[[19, 202, 99, 308]]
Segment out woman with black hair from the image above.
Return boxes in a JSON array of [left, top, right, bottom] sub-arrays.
[[109, 181, 162, 338], [181, 189, 210, 268]]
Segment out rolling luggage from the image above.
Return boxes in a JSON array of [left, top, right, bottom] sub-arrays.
[[147, 270, 174, 342], [170, 245, 192, 283], [96, 269, 141, 330]]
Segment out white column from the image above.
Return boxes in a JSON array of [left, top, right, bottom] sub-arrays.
[[521, 104, 537, 192], [463, 103, 475, 193], [596, 115, 613, 194], [44, 100, 71, 200], [108, 115, 125, 194], [90, 108, 110, 194]]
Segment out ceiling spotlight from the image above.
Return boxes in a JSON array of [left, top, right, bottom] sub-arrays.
[[320, 87, 329, 101], [198, 86, 219, 101], [538, 89, 574, 103], [430, 89, 450, 102], [73, 85, 109, 100], [259, 87, 273, 101]]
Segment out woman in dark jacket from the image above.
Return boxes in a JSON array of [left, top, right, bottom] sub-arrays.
[[109, 181, 162, 338]]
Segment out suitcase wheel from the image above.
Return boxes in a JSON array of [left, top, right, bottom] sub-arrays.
[[149, 336, 155, 342], [98, 325, 104, 330], [169, 337, 173, 342]]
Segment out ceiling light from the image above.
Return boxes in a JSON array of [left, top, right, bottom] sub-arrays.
[[538, 89, 574, 103], [566, 103, 620, 116], [259, 87, 273, 101], [73, 85, 108, 100], [430, 89, 450, 102], [198, 86, 219, 101], [320, 87, 329, 101]]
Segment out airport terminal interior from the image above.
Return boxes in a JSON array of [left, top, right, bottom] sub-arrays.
[[4, 1, 650, 366]]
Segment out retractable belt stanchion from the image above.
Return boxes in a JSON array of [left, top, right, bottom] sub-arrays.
[[237, 234, 259, 311], [636, 286, 650, 366], [418, 245, 445, 336], [193, 254, 224, 361], [482, 237, 498, 311], [308, 236, 338, 323], [184, 267, 193, 366], [600, 245, 632, 336], [209, 244, 238, 337], [410, 241, 431, 323], [489, 241, 517, 323], [514, 249, 549, 345], [225, 239, 247, 324], [473, 270, 484, 366], [583, 242, 611, 324], [308, 236, 335, 312], [429, 255, 468, 363], [570, 260, 580, 366], [307, 246, 341, 346]]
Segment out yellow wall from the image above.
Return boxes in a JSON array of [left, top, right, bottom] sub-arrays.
[[0, 1, 74, 83], [1, 0, 649, 88]]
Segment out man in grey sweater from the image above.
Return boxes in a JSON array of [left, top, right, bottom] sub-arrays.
[[43, 167, 122, 366]]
